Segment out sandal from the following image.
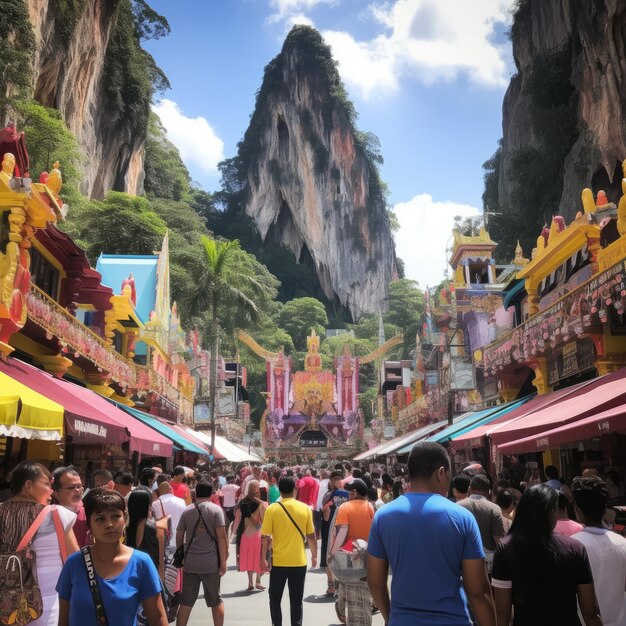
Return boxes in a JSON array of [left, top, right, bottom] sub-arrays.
[[255, 583, 266, 590], [247, 585, 254, 591], [326, 585, 336, 596]]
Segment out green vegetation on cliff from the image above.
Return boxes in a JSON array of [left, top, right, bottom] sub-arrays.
[[483, 4, 579, 261], [103, 0, 170, 140], [0, 0, 36, 123]]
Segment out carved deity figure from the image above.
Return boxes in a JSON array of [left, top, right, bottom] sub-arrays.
[[273, 351, 286, 414], [341, 351, 355, 414], [121, 272, 137, 305], [304, 328, 322, 371]]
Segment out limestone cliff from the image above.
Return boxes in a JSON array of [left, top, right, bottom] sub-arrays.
[[496, 0, 626, 221], [24, 0, 166, 198], [238, 26, 397, 320]]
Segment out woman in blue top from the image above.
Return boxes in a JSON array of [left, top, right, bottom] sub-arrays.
[[57, 488, 168, 626]]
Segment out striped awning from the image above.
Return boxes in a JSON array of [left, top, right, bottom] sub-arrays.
[[0, 371, 64, 440]]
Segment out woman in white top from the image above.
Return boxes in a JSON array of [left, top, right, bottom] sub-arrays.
[[0, 461, 79, 625]]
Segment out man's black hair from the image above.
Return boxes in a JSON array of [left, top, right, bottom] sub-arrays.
[[557, 491, 569, 511], [408, 442, 449, 480], [278, 476, 296, 495], [572, 476, 609, 525], [330, 470, 344, 481], [451, 475, 471, 494], [352, 468, 363, 479], [52, 466, 80, 491], [139, 467, 156, 486], [195, 480, 213, 499], [113, 470, 133, 486], [470, 474, 491, 494], [172, 466, 186, 477], [496, 489, 515, 510], [544, 465, 559, 480]]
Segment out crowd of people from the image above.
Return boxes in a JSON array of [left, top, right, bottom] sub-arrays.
[[0, 450, 624, 626]]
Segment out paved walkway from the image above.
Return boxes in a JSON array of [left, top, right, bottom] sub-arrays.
[[185, 545, 385, 625]]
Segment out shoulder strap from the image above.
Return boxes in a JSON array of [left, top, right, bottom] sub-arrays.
[[157, 498, 166, 520], [16, 505, 52, 551], [277, 502, 305, 542], [194, 503, 221, 566], [52, 506, 68, 563], [81, 547, 109, 626]]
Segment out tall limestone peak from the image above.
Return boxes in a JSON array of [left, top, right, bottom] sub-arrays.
[[487, 0, 626, 260], [238, 25, 397, 320]]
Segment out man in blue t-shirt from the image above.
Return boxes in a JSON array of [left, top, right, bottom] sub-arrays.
[[367, 442, 496, 626]]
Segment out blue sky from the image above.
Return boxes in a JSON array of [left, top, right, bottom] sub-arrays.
[[144, 0, 516, 288]]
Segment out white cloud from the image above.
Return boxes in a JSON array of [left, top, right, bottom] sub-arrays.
[[393, 193, 479, 288], [268, 0, 337, 24], [151, 99, 224, 175], [285, 13, 315, 29], [322, 0, 515, 99]]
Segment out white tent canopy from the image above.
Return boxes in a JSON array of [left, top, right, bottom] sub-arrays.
[[184, 428, 263, 463]]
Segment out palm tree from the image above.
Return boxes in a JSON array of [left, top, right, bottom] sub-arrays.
[[188, 236, 265, 452]]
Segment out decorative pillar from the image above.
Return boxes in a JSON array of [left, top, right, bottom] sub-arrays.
[[526, 281, 540, 316], [529, 357, 550, 395], [38, 354, 73, 378]]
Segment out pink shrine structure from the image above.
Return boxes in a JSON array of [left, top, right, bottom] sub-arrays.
[[240, 330, 363, 459]]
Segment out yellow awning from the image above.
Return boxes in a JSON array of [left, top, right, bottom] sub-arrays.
[[0, 371, 63, 440]]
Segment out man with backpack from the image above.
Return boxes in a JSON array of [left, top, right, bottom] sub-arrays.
[[261, 476, 318, 626]]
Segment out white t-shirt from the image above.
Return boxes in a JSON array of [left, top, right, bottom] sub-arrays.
[[572, 527, 626, 626], [32, 505, 76, 626], [316, 478, 330, 510], [152, 493, 186, 550], [221, 484, 239, 508]]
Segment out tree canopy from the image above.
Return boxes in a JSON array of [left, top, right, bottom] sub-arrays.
[[278, 297, 329, 351]]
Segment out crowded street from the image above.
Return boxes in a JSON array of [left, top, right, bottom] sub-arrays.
[[3, 0, 626, 624]]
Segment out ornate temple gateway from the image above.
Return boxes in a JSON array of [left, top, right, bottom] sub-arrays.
[[239, 329, 401, 459]]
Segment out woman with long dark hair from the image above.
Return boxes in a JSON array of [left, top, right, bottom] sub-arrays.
[[126, 489, 167, 581], [492, 484, 602, 626]]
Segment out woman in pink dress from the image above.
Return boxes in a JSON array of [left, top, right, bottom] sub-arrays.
[[233, 479, 267, 591]]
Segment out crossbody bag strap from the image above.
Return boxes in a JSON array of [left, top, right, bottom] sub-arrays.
[[81, 547, 109, 626], [194, 503, 221, 566], [185, 515, 202, 554], [157, 498, 166, 520], [15, 505, 52, 551], [277, 502, 305, 542], [51, 506, 68, 563]]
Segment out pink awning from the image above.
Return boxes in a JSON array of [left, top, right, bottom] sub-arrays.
[[451, 378, 598, 449], [498, 404, 626, 454], [157, 419, 220, 459], [0, 358, 172, 457], [490, 368, 626, 448]]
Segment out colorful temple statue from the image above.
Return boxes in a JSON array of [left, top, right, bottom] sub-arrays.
[[304, 329, 322, 371], [121, 272, 137, 306], [0, 122, 29, 177]]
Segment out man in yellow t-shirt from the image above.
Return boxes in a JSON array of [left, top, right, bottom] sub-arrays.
[[261, 476, 317, 626]]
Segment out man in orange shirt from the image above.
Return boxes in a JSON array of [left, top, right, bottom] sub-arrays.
[[329, 478, 375, 625]]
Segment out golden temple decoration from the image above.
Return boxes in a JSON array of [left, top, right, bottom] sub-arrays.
[[512, 241, 529, 266], [304, 329, 322, 371], [359, 334, 404, 364]]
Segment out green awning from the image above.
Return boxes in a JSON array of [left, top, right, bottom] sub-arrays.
[[110, 402, 209, 456]]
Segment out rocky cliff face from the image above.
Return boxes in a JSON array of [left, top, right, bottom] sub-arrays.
[[499, 0, 626, 218], [240, 27, 397, 320], [26, 0, 145, 198]]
